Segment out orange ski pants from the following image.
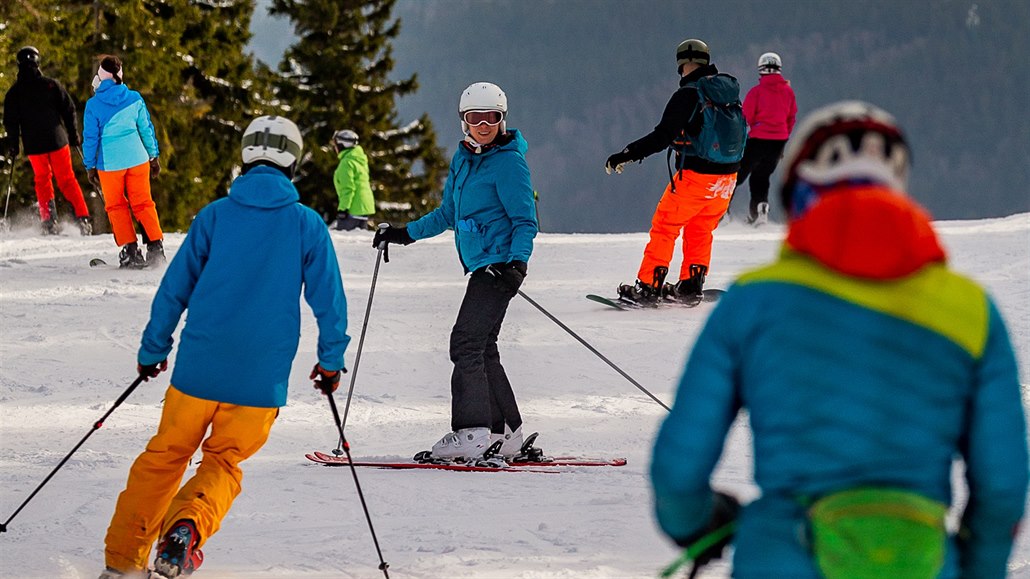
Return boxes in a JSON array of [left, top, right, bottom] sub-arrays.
[[27, 145, 89, 219], [637, 170, 736, 284], [98, 161, 163, 246], [104, 386, 277, 573]]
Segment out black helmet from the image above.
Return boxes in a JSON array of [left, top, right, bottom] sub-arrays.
[[16, 46, 40, 67]]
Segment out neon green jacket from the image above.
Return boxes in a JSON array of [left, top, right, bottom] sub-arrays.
[[333, 145, 375, 216]]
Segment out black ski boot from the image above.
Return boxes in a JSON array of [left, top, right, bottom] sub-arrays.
[[119, 242, 147, 269], [146, 239, 166, 267]]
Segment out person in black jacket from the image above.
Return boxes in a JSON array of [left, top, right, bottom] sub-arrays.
[[3, 46, 92, 235], [605, 39, 741, 303]]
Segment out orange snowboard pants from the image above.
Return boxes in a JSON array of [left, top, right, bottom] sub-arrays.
[[104, 386, 277, 573], [637, 170, 737, 284], [27, 145, 90, 219], [98, 161, 163, 246]]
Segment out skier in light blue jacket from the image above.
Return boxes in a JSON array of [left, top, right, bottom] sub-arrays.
[[374, 82, 538, 461]]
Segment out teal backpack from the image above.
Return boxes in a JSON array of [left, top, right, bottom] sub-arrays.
[[674, 73, 748, 166]]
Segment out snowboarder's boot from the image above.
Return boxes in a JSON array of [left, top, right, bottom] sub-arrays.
[[746, 201, 769, 227], [672, 264, 708, 303], [153, 519, 203, 578], [617, 266, 667, 304], [146, 239, 166, 267], [119, 242, 147, 269]]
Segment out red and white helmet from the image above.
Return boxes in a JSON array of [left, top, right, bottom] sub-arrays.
[[781, 101, 910, 217]]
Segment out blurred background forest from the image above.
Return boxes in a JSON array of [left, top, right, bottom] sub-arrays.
[[3, 0, 1028, 234]]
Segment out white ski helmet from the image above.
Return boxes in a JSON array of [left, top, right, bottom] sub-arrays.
[[333, 129, 359, 149], [758, 52, 782, 74], [459, 82, 507, 133], [781, 101, 910, 217], [241, 115, 303, 172]]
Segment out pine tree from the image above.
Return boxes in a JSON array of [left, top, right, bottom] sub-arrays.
[[269, 0, 446, 223]]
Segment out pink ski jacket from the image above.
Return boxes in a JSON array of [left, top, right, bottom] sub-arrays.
[[742, 74, 797, 140]]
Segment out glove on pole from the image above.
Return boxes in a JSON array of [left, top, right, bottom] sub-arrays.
[[335, 224, 389, 453], [1, 374, 148, 533], [318, 384, 391, 578]]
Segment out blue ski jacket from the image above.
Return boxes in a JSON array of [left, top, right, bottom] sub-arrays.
[[138, 166, 350, 408], [406, 129, 537, 272], [650, 187, 1028, 578], [82, 79, 159, 171]]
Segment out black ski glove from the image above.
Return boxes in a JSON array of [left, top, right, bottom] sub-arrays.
[[372, 225, 414, 249], [674, 491, 741, 568], [310, 363, 345, 395], [149, 157, 161, 178], [605, 148, 634, 175], [87, 168, 101, 189], [488, 261, 528, 295], [138, 360, 168, 381]]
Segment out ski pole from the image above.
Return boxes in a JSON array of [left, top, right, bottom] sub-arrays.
[[1, 374, 148, 534], [319, 387, 390, 578], [335, 224, 389, 451], [2, 156, 15, 224], [487, 266, 669, 412]]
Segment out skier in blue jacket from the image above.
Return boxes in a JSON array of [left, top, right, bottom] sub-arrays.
[[650, 102, 1027, 579], [101, 116, 349, 579], [374, 82, 538, 461]]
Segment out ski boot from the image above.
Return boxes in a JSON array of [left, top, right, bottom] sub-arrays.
[[153, 519, 204, 578], [489, 424, 524, 458], [414, 427, 492, 464], [146, 239, 167, 267], [746, 202, 770, 227], [119, 242, 147, 269], [78, 216, 93, 236], [510, 432, 548, 464]]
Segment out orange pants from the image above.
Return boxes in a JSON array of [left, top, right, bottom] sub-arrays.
[[27, 145, 89, 219], [98, 161, 163, 246], [637, 170, 736, 284], [104, 386, 277, 573]]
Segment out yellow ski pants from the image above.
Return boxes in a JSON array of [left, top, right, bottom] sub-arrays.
[[104, 386, 277, 573]]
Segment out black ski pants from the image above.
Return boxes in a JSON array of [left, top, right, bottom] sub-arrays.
[[735, 138, 787, 217], [449, 268, 522, 434]]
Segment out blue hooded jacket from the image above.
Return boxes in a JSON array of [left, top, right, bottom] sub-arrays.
[[82, 79, 159, 171], [406, 129, 537, 272], [138, 166, 350, 408]]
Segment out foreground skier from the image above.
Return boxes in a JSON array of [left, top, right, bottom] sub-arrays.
[[650, 101, 1028, 578], [99, 115, 349, 578], [373, 81, 538, 462]]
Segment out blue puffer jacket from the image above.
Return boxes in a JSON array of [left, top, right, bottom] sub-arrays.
[[82, 79, 159, 171], [406, 129, 537, 272], [138, 166, 350, 408], [650, 188, 1028, 579]]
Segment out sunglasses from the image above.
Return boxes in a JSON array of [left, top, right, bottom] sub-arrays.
[[463, 110, 504, 127]]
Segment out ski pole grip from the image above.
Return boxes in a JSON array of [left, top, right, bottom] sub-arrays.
[[376, 223, 390, 262]]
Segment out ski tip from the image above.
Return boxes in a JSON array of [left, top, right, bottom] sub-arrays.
[[88, 258, 107, 267]]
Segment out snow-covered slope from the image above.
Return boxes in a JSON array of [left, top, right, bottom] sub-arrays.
[[1, 214, 1028, 578]]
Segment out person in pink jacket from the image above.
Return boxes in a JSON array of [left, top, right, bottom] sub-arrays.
[[735, 52, 797, 225]]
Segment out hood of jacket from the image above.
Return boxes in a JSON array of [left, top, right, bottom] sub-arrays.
[[93, 80, 138, 108], [230, 165, 301, 209], [758, 73, 791, 92], [785, 184, 946, 280]]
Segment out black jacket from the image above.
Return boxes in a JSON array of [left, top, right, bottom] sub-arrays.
[[3, 67, 79, 156], [624, 63, 740, 175]]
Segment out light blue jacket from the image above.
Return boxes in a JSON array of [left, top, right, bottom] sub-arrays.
[[406, 129, 537, 272], [139, 166, 350, 408], [82, 79, 159, 171]]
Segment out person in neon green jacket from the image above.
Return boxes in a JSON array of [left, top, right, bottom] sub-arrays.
[[331, 129, 375, 230]]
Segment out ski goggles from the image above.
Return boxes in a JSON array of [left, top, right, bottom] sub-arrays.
[[462, 110, 504, 127]]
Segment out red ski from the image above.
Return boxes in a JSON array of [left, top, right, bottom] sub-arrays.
[[305, 451, 626, 473]]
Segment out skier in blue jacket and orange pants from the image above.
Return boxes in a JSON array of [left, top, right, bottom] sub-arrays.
[[100, 116, 350, 579]]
